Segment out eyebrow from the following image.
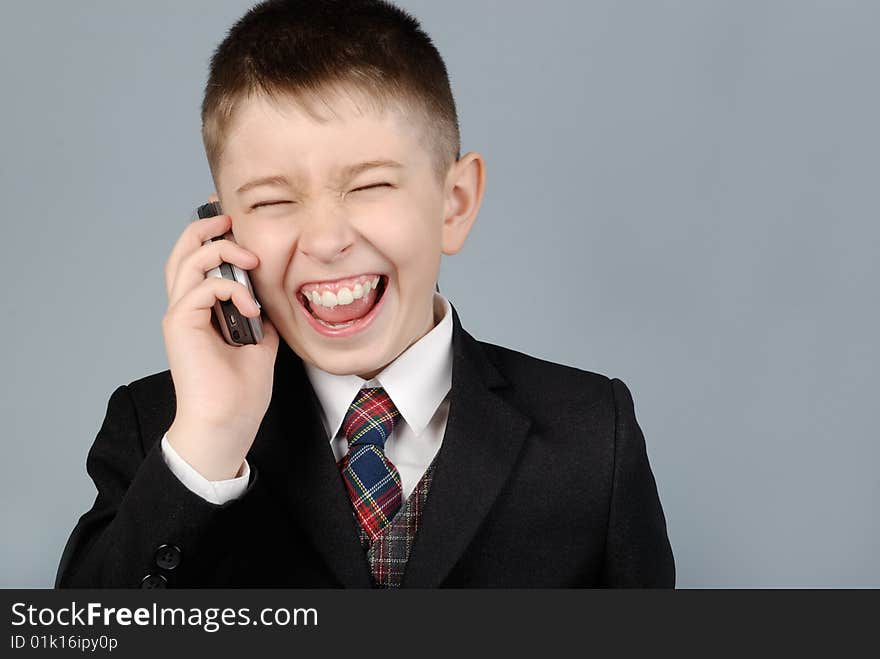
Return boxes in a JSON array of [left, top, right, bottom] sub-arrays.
[[235, 159, 404, 195]]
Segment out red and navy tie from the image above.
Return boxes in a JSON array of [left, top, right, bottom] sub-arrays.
[[337, 387, 403, 542]]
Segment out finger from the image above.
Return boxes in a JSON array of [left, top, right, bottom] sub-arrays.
[[164, 213, 232, 298], [168, 239, 260, 308], [167, 277, 261, 330], [259, 314, 279, 343], [208, 193, 220, 203], [165, 213, 232, 296], [256, 314, 280, 352]]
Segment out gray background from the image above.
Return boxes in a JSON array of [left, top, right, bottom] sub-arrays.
[[1, 0, 877, 588]]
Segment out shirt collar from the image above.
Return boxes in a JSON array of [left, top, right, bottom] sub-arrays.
[[304, 292, 453, 441]]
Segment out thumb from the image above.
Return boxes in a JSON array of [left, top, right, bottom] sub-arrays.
[[258, 315, 280, 352]]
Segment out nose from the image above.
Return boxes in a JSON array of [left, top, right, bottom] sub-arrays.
[[296, 201, 356, 264]]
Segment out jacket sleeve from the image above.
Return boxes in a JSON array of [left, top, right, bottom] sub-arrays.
[[55, 384, 259, 588], [600, 378, 676, 588]]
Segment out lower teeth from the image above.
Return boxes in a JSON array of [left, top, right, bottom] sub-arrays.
[[316, 317, 356, 329]]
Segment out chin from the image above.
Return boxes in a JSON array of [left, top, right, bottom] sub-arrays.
[[309, 352, 386, 378]]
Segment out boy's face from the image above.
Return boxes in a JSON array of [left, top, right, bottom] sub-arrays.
[[214, 92, 468, 379]]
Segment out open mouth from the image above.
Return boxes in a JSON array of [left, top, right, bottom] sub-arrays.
[[297, 275, 388, 330]]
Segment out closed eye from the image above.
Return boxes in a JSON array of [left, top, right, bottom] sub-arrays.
[[251, 200, 291, 209], [351, 183, 393, 193]]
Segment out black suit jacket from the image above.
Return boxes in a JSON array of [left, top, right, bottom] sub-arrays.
[[56, 303, 674, 588]]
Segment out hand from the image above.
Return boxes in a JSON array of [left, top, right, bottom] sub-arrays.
[[161, 195, 280, 480]]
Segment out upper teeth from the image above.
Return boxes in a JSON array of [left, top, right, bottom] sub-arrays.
[[305, 275, 381, 308]]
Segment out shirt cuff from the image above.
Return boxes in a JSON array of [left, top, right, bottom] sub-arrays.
[[160, 433, 250, 505]]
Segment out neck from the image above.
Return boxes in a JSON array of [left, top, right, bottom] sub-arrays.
[[356, 295, 441, 380]]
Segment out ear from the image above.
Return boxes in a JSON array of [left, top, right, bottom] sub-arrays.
[[441, 151, 486, 255]]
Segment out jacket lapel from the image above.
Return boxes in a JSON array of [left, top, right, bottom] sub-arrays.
[[402, 304, 533, 587], [249, 339, 372, 588]]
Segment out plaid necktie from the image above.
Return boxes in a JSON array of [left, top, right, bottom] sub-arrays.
[[337, 387, 403, 542]]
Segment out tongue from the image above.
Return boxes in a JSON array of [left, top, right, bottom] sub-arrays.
[[308, 284, 380, 324]]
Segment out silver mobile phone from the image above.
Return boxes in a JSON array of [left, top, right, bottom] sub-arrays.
[[191, 201, 264, 346]]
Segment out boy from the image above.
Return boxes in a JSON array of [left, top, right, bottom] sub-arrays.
[[56, 0, 674, 588]]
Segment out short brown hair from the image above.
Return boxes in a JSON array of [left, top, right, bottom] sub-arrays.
[[201, 0, 461, 186]]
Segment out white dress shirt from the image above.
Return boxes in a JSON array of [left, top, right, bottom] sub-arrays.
[[161, 292, 453, 506]]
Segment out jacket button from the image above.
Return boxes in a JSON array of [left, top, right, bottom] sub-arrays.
[[154, 544, 182, 570], [140, 574, 168, 589]]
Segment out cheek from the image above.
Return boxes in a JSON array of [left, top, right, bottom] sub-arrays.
[[236, 228, 293, 293], [365, 199, 440, 264]]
